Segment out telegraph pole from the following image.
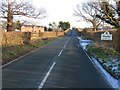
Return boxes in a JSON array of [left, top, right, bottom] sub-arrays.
[[7, 0, 14, 31]]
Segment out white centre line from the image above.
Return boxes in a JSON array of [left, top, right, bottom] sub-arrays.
[[63, 44, 66, 48], [38, 62, 56, 89], [63, 39, 70, 49], [38, 38, 70, 89], [58, 50, 63, 56]]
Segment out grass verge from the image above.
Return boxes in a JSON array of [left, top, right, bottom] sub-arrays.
[[87, 44, 120, 79], [2, 37, 57, 65]]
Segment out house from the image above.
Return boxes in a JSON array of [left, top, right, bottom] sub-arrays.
[[21, 25, 44, 33]]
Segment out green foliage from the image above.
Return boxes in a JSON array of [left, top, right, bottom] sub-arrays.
[[49, 23, 52, 27], [48, 28, 53, 31], [87, 44, 102, 55], [87, 44, 119, 60], [58, 21, 70, 30], [87, 44, 120, 79], [14, 20, 22, 30], [44, 26, 47, 31]]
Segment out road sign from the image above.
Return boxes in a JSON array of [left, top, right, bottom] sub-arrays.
[[101, 31, 112, 40]]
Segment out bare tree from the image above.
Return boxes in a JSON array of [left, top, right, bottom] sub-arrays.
[[74, 2, 102, 31], [95, 0, 120, 28], [95, 0, 120, 52], [1, 0, 47, 31], [6, 0, 14, 31]]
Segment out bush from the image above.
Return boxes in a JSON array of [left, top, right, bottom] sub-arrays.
[[87, 44, 101, 55], [22, 32, 31, 44]]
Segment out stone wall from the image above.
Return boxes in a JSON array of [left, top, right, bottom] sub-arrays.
[[2, 31, 31, 46]]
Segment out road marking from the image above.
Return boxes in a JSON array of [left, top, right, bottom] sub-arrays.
[[1, 45, 45, 68], [67, 39, 70, 43], [83, 49, 113, 88], [58, 50, 63, 56], [83, 50, 96, 66], [63, 39, 70, 49], [38, 62, 56, 89], [1, 50, 36, 68], [63, 44, 66, 48]]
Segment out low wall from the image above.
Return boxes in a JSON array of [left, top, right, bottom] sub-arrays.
[[57, 32, 64, 36], [42, 32, 57, 38], [42, 31, 64, 38], [2, 31, 67, 46], [64, 29, 69, 34], [2, 31, 23, 45], [2, 31, 31, 46]]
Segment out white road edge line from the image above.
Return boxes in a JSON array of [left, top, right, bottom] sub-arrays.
[[58, 50, 63, 56], [38, 62, 56, 89], [83, 49, 114, 88], [84, 50, 95, 65], [1, 50, 36, 68]]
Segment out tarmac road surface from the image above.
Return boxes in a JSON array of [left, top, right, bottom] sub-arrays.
[[2, 30, 112, 89]]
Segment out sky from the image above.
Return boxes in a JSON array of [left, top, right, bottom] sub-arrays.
[[0, 0, 100, 28], [1, 0, 113, 28], [32, 0, 94, 28]]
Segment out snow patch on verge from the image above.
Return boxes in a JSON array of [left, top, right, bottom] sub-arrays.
[[77, 36, 93, 50], [92, 57, 119, 88], [77, 36, 119, 89]]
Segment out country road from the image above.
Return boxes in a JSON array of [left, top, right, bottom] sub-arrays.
[[2, 30, 112, 89]]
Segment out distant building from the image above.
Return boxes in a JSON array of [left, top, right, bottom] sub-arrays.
[[21, 25, 44, 33], [77, 28, 82, 32]]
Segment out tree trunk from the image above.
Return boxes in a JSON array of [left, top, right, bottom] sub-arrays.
[[7, 2, 14, 31], [93, 23, 97, 32]]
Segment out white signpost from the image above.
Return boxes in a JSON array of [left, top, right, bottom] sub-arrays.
[[101, 31, 112, 41]]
